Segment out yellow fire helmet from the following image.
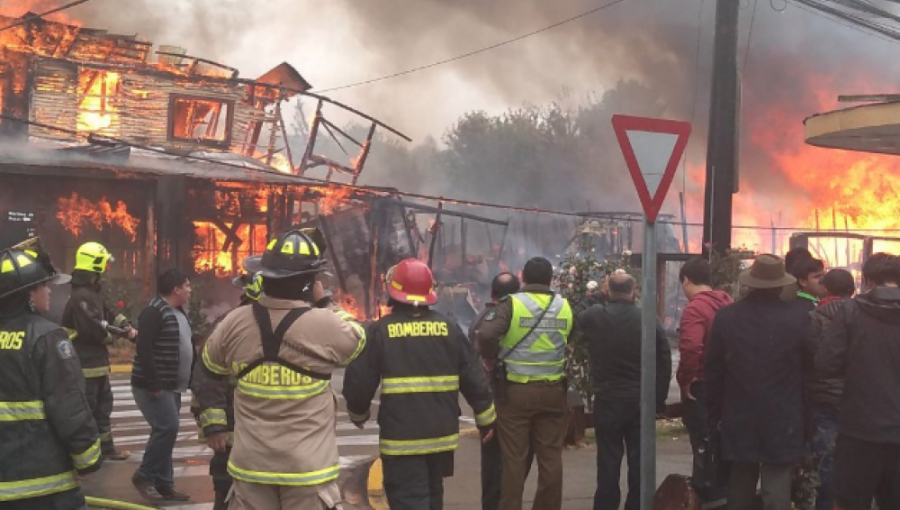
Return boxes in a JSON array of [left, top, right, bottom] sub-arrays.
[[232, 273, 263, 301], [74, 242, 114, 274]]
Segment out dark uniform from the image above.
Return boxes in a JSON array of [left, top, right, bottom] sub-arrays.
[[0, 245, 102, 509], [62, 275, 130, 457], [190, 375, 235, 510], [344, 305, 496, 510]]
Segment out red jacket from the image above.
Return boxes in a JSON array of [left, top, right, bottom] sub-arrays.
[[677, 290, 733, 387]]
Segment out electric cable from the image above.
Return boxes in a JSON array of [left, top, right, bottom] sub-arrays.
[[4, 113, 900, 233], [0, 0, 93, 33], [315, 0, 628, 93]]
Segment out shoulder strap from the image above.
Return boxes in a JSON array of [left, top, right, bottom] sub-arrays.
[[500, 292, 556, 361], [236, 303, 331, 381]]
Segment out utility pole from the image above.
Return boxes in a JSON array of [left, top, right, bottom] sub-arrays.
[[703, 0, 740, 255]]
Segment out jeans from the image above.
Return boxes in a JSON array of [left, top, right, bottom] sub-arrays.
[[593, 399, 641, 510], [809, 407, 839, 510], [681, 381, 726, 503], [132, 387, 181, 490]]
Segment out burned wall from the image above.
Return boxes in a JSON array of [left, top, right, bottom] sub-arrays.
[[0, 169, 153, 320], [24, 56, 266, 153]]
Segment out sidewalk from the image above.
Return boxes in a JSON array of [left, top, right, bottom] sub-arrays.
[[442, 429, 693, 509]]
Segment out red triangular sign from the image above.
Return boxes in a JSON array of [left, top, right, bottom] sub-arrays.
[[612, 115, 692, 223]]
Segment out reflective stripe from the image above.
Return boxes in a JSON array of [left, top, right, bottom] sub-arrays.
[[499, 293, 571, 382], [336, 310, 367, 365], [0, 471, 78, 501], [228, 461, 340, 486], [200, 408, 227, 428], [236, 379, 330, 400], [0, 401, 45, 421], [63, 327, 78, 340], [82, 366, 110, 378], [203, 344, 230, 375], [381, 375, 459, 394], [475, 404, 497, 427], [347, 409, 370, 423], [380, 433, 460, 455], [71, 438, 101, 470]]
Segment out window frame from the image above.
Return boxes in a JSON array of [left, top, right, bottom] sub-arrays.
[[166, 94, 235, 148]]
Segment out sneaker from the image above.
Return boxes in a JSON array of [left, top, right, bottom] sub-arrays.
[[103, 449, 131, 461], [157, 486, 191, 502], [131, 472, 165, 502]]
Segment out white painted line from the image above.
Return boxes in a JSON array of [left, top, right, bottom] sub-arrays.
[[336, 435, 380, 446], [114, 432, 198, 446]]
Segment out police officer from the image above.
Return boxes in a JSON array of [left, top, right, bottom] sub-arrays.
[[0, 240, 103, 509], [62, 241, 136, 460], [477, 256, 573, 510], [344, 258, 497, 510], [191, 273, 260, 510]]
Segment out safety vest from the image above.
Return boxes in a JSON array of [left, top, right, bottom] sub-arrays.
[[499, 292, 573, 383]]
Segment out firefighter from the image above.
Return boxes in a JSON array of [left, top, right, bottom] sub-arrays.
[[62, 241, 137, 461], [190, 273, 261, 510], [195, 228, 366, 510], [343, 258, 497, 510], [0, 241, 103, 509]]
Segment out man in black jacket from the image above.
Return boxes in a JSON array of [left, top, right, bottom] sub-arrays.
[[706, 254, 809, 510], [0, 241, 102, 509], [344, 258, 496, 510], [130, 269, 193, 503], [578, 273, 671, 510], [817, 253, 900, 510], [468, 272, 525, 510], [802, 268, 854, 510]]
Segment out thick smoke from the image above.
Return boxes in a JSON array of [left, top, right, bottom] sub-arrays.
[[7, 0, 900, 249]]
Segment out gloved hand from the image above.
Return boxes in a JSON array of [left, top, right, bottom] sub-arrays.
[[349, 409, 370, 430]]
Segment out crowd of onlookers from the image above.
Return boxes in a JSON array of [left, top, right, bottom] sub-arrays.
[[673, 249, 900, 510]]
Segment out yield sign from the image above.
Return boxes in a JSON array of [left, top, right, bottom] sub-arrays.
[[612, 115, 692, 223]]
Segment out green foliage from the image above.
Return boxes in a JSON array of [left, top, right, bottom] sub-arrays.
[[708, 247, 752, 298], [556, 237, 636, 411]]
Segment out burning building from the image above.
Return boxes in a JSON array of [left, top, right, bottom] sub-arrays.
[[0, 11, 427, 320]]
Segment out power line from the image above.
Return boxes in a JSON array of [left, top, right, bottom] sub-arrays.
[[6, 114, 900, 233], [315, 0, 629, 94], [742, 0, 759, 72], [0, 0, 93, 33], [788, 0, 900, 43]]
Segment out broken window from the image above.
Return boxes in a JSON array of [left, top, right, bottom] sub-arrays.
[[77, 70, 121, 133], [168, 95, 233, 146]]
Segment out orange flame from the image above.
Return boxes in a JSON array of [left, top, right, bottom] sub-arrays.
[[56, 192, 140, 241], [311, 186, 354, 215], [193, 221, 268, 276], [77, 71, 119, 133]]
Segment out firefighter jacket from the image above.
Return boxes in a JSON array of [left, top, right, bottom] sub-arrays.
[[342, 306, 497, 457], [477, 285, 573, 383], [196, 295, 366, 488], [0, 311, 102, 502], [61, 284, 128, 378]]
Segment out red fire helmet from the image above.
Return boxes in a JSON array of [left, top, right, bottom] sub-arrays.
[[386, 259, 438, 306]]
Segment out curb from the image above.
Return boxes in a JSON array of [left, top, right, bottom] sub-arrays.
[[110, 364, 132, 374]]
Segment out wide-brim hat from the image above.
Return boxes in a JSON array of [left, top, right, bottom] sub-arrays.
[[739, 254, 796, 289]]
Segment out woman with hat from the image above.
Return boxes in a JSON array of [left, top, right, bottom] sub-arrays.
[[704, 254, 811, 510], [0, 240, 103, 509]]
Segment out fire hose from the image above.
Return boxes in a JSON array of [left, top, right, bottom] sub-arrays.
[[84, 496, 158, 510]]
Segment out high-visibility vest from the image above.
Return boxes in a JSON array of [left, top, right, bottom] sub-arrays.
[[499, 292, 572, 383]]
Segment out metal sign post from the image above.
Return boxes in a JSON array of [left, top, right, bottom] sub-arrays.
[[612, 114, 691, 510], [640, 218, 658, 510]]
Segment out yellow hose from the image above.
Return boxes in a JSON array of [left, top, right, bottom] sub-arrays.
[[85, 496, 159, 510]]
